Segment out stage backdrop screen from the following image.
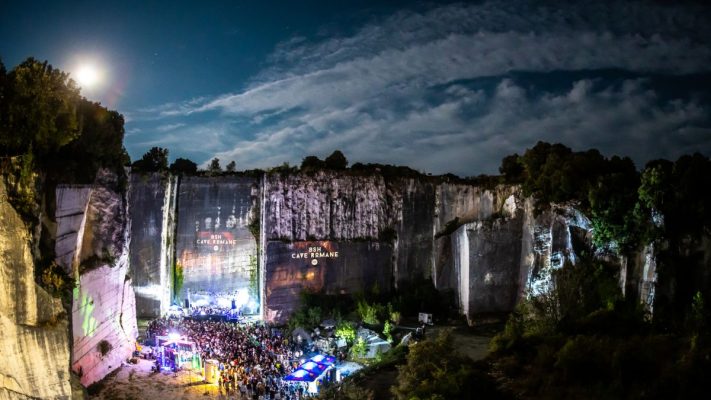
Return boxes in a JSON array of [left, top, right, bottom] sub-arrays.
[[265, 240, 392, 323], [175, 176, 259, 313]]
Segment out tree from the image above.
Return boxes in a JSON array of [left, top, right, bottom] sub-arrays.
[[132, 147, 168, 172], [324, 150, 348, 169], [499, 153, 524, 182], [392, 329, 476, 400], [47, 100, 128, 183], [0, 58, 81, 156], [587, 156, 640, 249], [300, 155, 324, 170], [169, 157, 198, 175], [208, 157, 221, 174], [226, 160, 236, 172]]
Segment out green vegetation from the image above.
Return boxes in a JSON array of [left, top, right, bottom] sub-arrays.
[[169, 157, 197, 175], [0, 57, 130, 219], [173, 262, 184, 300], [248, 254, 259, 302], [501, 142, 640, 250], [334, 320, 357, 344], [132, 146, 168, 172], [208, 157, 222, 175], [0, 58, 80, 156], [40, 261, 69, 297], [356, 299, 383, 325], [300, 150, 349, 172], [391, 330, 496, 400], [489, 253, 710, 399]]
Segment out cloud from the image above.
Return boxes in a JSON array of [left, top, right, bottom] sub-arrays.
[[156, 123, 186, 132], [126, 0, 711, 175], [204, 78, 710, 175]]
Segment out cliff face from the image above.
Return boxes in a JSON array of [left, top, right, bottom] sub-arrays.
[[55, 172, 137, 387], [263, 172, 439, 285], [128, 173, 175, 318], [0, 181, 73, 399], [128, 170, 679, 324], [264, 172, 392, 241], [433, 184, 519, 291]]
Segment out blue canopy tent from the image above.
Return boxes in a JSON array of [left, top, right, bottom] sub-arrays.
[[309, 354, 335, 365], [283, 368, 319, 382], [300, 361, 328, 375], [282, 354, 336, 394]]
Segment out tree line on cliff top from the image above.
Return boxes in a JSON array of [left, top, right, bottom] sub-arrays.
[[2, 57, 709, 253]]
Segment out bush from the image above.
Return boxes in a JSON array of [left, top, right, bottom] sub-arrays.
[[335, 321, 357, 344], [356, 299, 381, 325], [391, 329, 478, 400]]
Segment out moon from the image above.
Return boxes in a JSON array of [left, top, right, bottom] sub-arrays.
[[75, 63, 101, 88]]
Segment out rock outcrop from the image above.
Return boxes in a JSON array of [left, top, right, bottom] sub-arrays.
[[0, 181, 73, 399], [55, 171, 138, 387], [128, 173, 176, 318]]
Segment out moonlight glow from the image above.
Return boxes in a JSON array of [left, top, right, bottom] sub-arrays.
[[75, 64, 101, 88]]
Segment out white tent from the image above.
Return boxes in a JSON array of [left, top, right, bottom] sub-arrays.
[[356, 327, 391, 359]]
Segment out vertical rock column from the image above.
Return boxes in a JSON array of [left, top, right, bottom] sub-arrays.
[[57, 176, 138, 387], [1, 181, 72, 399]]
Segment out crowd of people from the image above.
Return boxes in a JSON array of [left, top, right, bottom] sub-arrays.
[[147, 318, 314, 399]]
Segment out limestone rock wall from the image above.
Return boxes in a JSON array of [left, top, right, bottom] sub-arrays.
[[434, 184, 519, 290], [175, 176, 259, 305], [522, 204, 592, 297], [0, 181, 73, 399], [441, 185, 595, 321], [393, 179, 436, 284], [264, 172, 392, 241], [128, 173, 174, 318], [263, 172, 442, 286], [55, 174, 138, 387], [454, 216, 524, 321], [71, 259, 137, 387]]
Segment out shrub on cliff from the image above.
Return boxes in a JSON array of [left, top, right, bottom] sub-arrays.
[[132, 146, 168, 173], [324, 150, 348, 170], [169, 157, 198, 175]]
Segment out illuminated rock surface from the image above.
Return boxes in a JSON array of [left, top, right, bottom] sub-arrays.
[[55, 173, 138, 387], [0, 181, 73, 399], [128, 173, 176, 318]]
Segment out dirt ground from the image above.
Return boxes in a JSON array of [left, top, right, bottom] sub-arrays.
[[89, 359, 228, 400]]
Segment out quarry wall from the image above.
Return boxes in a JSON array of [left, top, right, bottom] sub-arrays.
[[127, 173, 174, 319], [0, 165, 690, 396], [0, 181, 73, 399], [128, 171, 644, 324], [56, 172, 138, 388]]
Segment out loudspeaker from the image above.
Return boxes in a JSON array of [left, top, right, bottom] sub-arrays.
[[231, 299, 236, 310], [184, 299, 190, 309]]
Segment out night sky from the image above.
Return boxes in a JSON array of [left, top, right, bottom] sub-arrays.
[[2, 0, 710, 176]]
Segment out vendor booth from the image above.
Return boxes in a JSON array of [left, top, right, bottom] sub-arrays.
[[282, 354, 336, 395]]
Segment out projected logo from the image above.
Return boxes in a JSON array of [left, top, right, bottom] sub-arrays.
[[290, 243, 340, 266], [196, 231, 238, 252]]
